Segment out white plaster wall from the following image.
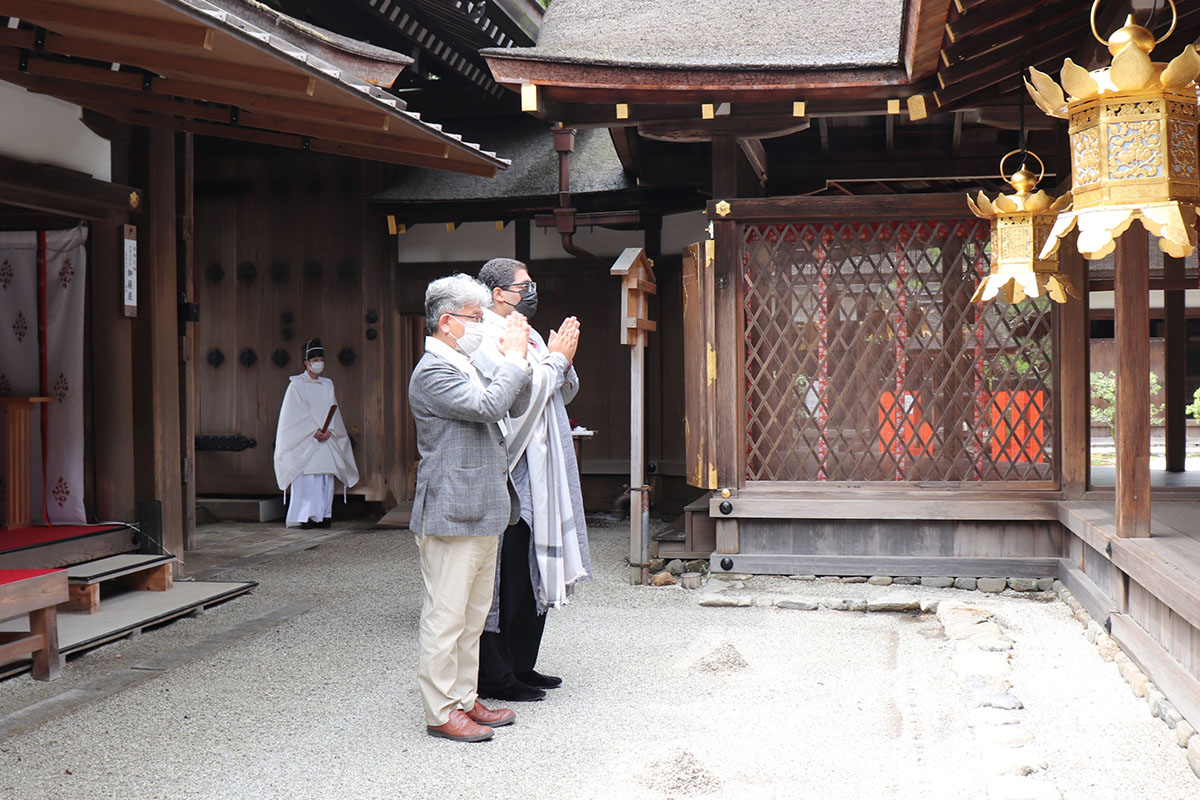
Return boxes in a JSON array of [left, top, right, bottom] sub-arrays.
[[0, 79, 111, 181], [396, 210, 709, 264], [1090, 290, 1200, 310]]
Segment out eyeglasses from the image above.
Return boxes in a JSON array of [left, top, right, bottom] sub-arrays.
[[447, 312, 484, 324], [501, 281, 536, 293]]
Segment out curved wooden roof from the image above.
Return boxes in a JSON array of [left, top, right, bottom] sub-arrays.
[[0, 0, 511, 176]]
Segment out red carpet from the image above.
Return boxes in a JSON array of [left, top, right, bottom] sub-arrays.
[[0, 568, 64, 584], [0, 524, 127, 554]]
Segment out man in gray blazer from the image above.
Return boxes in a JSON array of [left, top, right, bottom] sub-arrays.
[[409, 273, 533, 742]]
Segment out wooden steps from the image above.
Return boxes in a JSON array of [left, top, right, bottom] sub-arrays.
[[196, 496, 284, 523], [63, 554, 177, 614], [652, 494, 716, 560], [0, 578, 256, 679]]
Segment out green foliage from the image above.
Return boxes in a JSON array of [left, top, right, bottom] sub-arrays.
[[1186, 386, 1200, 422], [1090, 370, 1164, 434]]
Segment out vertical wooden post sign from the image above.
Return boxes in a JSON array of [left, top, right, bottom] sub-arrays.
[[122, 224, 138, 318], [611, 247, 657, 584]]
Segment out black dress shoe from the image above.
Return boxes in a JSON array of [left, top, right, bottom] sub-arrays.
[[317, 518, 332, 529], [478, 682, 546, 702], [299, 521, 316, 530], [517, 670, 562, 689]]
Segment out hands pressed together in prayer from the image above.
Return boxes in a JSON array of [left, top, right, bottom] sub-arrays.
[[547, 316, 580, 364], [497, 312, 531, 360]]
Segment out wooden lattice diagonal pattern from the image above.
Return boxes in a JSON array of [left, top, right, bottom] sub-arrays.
[[743, 220, 1055, 483]]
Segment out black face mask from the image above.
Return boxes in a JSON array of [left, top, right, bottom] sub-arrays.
[[515, 285, 538, 319]]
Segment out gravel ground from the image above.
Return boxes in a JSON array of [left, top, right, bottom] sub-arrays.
[[0, 517, 1196, 799]]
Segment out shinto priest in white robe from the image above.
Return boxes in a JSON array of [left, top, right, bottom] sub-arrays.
[[274, 370, 358, 525]]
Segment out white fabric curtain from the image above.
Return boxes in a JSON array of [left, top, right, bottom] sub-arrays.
[[0, 226, 88, 525]]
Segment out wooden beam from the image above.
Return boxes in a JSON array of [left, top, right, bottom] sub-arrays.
[[0, 0, 215, 49], [737, 137, 767, 187], [0, 52, 394, 129], [719, 554, 1060, 578], [105, 109, 497, 176], [937, 25, 1079, 92], [0, 152, 141, 219], [941, 0, 1081, 65], [1164, 254, 1187, 473], [944, 0, 1041, 43], [0, 29, 315, 95], [1114, 222, 1151, 537], [904, 0, 954, 81], [705, 193, 971, 222]]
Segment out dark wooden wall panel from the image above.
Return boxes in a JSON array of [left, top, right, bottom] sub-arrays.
[[193, 148, 390, 501]]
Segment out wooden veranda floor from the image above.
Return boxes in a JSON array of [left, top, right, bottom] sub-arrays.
[[1058, 497, 1200, 726]]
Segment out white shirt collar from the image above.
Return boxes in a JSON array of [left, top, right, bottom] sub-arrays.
[[424, 336, 476, 376]]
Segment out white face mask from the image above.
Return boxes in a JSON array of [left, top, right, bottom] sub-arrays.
[[449, 320, 484, 355], [308, 361, 325, 375]]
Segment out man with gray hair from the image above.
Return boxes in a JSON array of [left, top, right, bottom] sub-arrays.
[[475, 257, 591, 702], [408, 273, 533, 742]]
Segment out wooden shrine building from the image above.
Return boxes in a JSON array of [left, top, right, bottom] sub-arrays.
[[480, 0, 1200, 727]]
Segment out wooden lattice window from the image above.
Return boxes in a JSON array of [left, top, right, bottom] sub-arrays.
[[742, 219, 1056, 483]]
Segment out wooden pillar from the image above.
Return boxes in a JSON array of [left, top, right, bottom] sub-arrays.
[[177, 133, 197, 549], [131, 127, 184, 562], [1164, 253, 1187, 473], [1058, 234, 1090, 497], [710, 141, 746, 555], [712, 216, 744, 554], [89, 215, 137, 522], [1114, 222, 1150, 537], [712, 136, 739, 199], [515, 217, 531, 264]]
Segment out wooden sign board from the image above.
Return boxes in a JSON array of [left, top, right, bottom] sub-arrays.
[[610, 246, 657, 347], [122, 224, 137, 318]]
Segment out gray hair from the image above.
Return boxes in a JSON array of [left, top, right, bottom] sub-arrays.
[[478, 258, 526, 291], [424, 273, 490, 334]]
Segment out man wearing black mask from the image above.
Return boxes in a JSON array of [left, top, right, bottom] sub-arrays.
[[475, 258, 591, 701]]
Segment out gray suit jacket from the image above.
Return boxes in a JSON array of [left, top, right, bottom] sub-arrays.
[[408, 348, 531, 536]]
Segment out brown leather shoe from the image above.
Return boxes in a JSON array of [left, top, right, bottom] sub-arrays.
[[466, 701, 516, 728], [426, 709, 494, 742]]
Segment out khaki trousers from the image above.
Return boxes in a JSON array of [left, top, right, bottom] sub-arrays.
[[416, 534, 499, 726]]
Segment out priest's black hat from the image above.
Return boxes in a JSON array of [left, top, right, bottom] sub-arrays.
[[303, 338, 324, 361]]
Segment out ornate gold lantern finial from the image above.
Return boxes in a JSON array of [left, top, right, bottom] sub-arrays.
[[968, 150, 1078, 304], [1025, 0, 1200, 260]]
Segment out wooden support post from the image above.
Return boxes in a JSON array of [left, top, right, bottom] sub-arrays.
[[64, 583, 100, 614], [712, 136, 739, 198], [612, 248, 657, 584], [28, 605, 60, 680], [131, 127, 185, 562], [712, 216, 744, 554], [1164, 254, 1187, 473], [0, 398, 51, 528], [177, 132, 197, 549], [1058, 234, 1090, 497], [630, 342, 646, 585], [89, 215, 137, 522], [1114, 222, 1151, 537], [515, 216, 531, 264]]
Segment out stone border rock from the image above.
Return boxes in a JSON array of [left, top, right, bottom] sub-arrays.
[[1049, 580, 1200, 780]]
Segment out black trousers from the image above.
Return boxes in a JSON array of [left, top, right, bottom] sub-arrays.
[[478, 519, 547, 691]]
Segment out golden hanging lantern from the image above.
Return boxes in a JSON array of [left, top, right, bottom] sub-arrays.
[[967, 150, 1077, 304], [1025, 0, 1200, 260]]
